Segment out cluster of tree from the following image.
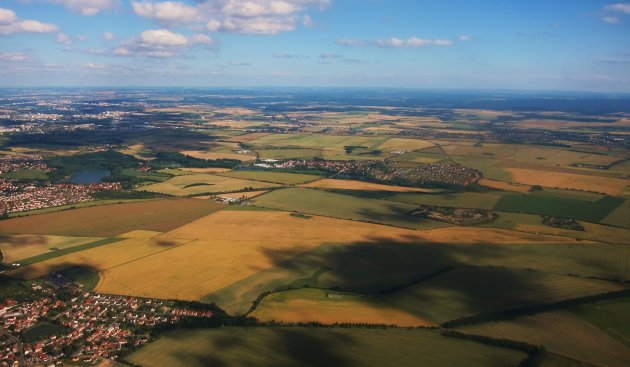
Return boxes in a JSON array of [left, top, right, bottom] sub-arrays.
[[149, 152, 240, 169], [45, 150, 140, 187], [440, 330, 546, 367], [441, 288, 630, 328]]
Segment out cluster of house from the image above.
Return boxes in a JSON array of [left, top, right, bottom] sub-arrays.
[[0, 179, 121, 215], [0, 155, 50, 175], [0, 279, 214, 366], [280, 159, 480, 186]]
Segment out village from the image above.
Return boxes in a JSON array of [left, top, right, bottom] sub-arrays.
[[0, 154, 122, 216], [0, 275, 214, 366]]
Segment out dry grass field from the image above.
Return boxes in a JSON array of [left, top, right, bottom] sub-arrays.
[[376, 138, 435, 152], [0, 199, 223, 237], [180, 167, 232, 173], [217, 170, 321, 184], [139, 174, 280, 196], [461, 312, 630, 367], [128, 327, 526, 367], [9, 237, 193, 279], [298, 178, 436, 192], [0, 235, 102, 263], [180, 150, 256, 161], [251, 288, 433, 327], [516, 222, 630, 245], [94, 211, 579, 302], [506, 168, 630, 195], [478, 179, 532, 193]]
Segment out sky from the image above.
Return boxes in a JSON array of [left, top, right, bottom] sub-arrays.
[[0, 0, 629, 91]]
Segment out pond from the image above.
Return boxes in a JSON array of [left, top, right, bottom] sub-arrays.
[[69, 169, 111, 184]]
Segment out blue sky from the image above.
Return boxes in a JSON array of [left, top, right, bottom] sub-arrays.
[[0, 0, 629, 91]]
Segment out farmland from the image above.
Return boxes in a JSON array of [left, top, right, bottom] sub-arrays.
[[253, 188, 448, 229], [127, 327, 527, 367], [505, 168, 630, 196], [138, 173, 280, 196], [251, 288, 433, 327], [217, 170, 321, 184], [461, 311, 630, 367], [2, 89, 630, 367], [0, 199, 223, 237]]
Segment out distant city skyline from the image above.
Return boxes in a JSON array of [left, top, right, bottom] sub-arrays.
[[0, 0, 629, 91]]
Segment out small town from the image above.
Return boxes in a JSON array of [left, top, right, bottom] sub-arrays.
[[0, 275, 214, 366]]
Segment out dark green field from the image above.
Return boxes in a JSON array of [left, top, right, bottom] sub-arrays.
[[494, 192, 624, 222], [127, 327, 527, 367]]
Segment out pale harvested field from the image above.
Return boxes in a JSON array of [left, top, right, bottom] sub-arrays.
[[218, 190, 269, 199], [478, 178, 532, 193], [377, 138, 435, 152], [461, 312, 630, 367], [139, 174, 280, 196], [118, 230, 162, 239], [180, 167, 232, 173], [0, 235, 102, 263], [251, 288, 433, 327], [9, 237, 193, 279], [181, 150, 256, 161], [298, 178, 436, 192], [95, 211, 581, 301], [516, 222, 630, 245], [506, 168, 630, 195], [225, 132, 270, 143]]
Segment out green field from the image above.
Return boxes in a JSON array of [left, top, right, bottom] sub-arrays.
[[249, 133, 388, 149], [23, 322, 63, 342], [16, 237, 123, 266], [494, 192, 624, 222], [380, 267, 626, 324], [139, 173, 281, 196], [450, 156, 513, 182], [58, 266, 100, 290], [218, 170, 321, 185], [127, 327, 527, 367], [602, 200, 630, 228], [461, 310, 630, 367], [0, 169, 49, 181], [572, 297, 630, 348], [257, 148, 322, 159], [355, 191, 505, 210], [253, 188, 448, 229]]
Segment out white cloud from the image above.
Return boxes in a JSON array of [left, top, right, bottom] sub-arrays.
[[320, 52, 341, 59], [102, 32, 115, 40], [85, 62, 106, 69], [0, 7, 59, 35], [336, 38, 366, 47], [458, 34, 471, 41], [339, 36, 464, 49], [0, 8, 18, 24], [140, 29, 188, 46], [0, 52, 26, 62], [106, 29, 212, 58], [49, 0, 120, 16], [132, 1, 200, 23], [190, 33, 213, 45], [605, 3, 630, 14], [603, 16, 620, 24], [131, 0, 329, 34], [57, 32, 72, 44], [376, 37, 451, 48]]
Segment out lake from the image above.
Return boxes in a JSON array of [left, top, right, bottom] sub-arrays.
[[69, 169, 111, 184]]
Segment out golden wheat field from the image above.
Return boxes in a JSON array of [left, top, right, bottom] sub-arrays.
[[93, 210, 580, 300], [180, 150, 256, 161], [506, 168, 630, 195], [0, 235, 103, 263], [251, 288, 433, 327], [298, 178, 436, 192], [9, 237, 193, 279], [478, 178, 532, 193], [139, 174, 280, 196]]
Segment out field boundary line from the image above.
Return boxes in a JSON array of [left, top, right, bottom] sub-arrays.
[[99, 238, 199, 272]]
